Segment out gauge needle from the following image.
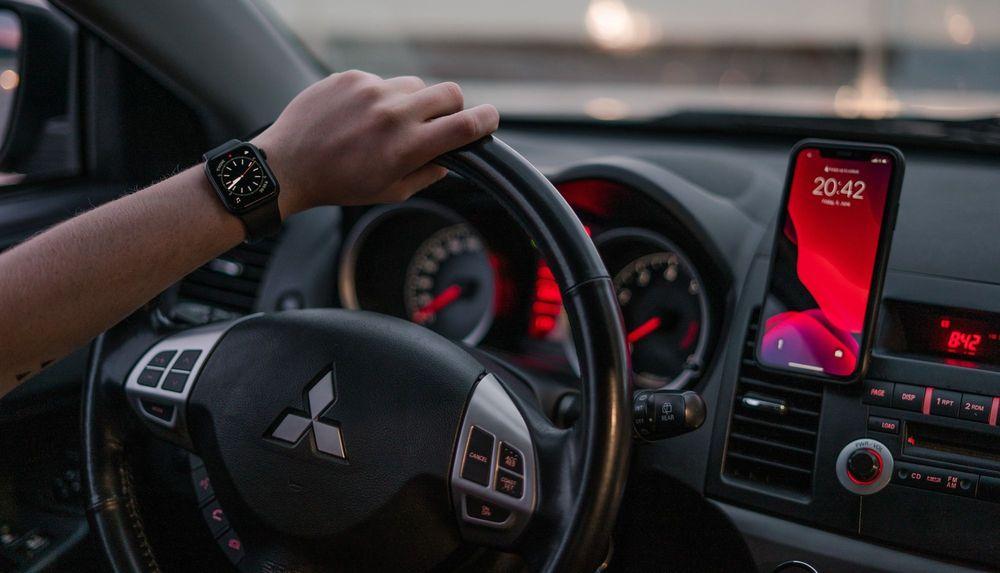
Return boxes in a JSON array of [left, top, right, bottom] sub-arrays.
[[227, 161, 256, 190], [413, 284, 464, 324], [627, 316, 662, 344]]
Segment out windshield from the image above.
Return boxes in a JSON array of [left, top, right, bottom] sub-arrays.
[[262, 1, 1000, 122]]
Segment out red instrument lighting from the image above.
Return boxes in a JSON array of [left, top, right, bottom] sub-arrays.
[[529, 261, 563, 339]]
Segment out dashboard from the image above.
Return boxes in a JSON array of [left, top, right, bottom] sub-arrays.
[[335, 177, 723, 390], [203, 126, 1000, 572]]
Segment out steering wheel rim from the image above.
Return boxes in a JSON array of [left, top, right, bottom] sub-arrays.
[[83, 135, 631, 573]]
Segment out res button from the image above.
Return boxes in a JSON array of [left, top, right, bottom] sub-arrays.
[[498, 442, 523, 475]]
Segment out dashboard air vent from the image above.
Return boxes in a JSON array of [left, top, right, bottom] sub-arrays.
[[723, 308, 823, 497], [177, 237, 278, 317]]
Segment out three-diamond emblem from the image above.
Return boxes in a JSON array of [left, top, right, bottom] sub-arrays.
[[269, 371, 346, 459]]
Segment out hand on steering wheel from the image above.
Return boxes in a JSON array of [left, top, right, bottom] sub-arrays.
[[84, 137, 631, 573]]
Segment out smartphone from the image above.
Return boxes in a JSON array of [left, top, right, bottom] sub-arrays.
[[755, 139, 905, 383]]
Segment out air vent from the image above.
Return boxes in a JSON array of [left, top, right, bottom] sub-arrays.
[[177, 237, 278, 316], [723, 308, 823, 497]]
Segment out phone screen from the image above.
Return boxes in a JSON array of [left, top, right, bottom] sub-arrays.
[[757, 145, 898, 380]]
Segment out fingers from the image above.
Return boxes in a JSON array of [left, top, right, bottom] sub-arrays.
[[407, 81, 465, 120], [384, 164, 449, 201], [383, 75, 426, 94], [416, 104, 500, 157]]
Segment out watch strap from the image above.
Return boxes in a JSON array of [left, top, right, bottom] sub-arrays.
[[240, 199, 282, 243], [203, 139, 243, 162]]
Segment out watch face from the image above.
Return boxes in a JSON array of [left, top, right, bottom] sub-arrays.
[[207, 144, 277, 212]]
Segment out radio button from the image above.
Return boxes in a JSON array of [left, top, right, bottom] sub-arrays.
[[929, 389, 962, 418], [863, 380, 893, 407], [892, 384, 924, 412], [891, 462, 977, 498], [959, 393, 992, 423], [867, 416, 899, 434]]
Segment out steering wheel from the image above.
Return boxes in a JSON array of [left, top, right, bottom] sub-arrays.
[[83, 136, 631, 573]]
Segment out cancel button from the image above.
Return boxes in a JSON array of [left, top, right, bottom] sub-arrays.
[[461, 426, 495, 486]]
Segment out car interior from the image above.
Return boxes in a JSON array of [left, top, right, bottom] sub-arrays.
[[1, 0, 999, 572]]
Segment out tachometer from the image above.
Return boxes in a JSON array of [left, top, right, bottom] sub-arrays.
[[404, 224, 495, 344]]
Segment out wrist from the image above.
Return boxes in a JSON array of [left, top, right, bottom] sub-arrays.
[[251, 131, 300, 220]]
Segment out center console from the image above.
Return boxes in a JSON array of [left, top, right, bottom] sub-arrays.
[[707, 264, 1000, 570]]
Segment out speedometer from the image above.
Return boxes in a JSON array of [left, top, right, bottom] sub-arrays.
[[403, 224, 495, 344], [599, 229, 711, 389], [338, 202, 497, 346]]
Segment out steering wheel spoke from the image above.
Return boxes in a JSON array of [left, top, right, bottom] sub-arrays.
[[123, 317, 248, 451]]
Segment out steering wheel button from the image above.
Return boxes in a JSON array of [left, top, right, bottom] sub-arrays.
[[148, 350, 177, 369], [495, 469, 524, 498], [191, 466, 214, 503], [464, 495, 510, 524], [461, 426, 494, 486], [499, 442, 523, 475], [161, 371, 190, 393], [216, 529, 245, 564], [173, 349, 202, 372], [140, 400, 174, 422], [201, 499, 229, 536], [137, 367, 163, 387]]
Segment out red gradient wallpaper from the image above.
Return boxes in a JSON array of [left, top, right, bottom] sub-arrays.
[[759, 148, 893, 377]]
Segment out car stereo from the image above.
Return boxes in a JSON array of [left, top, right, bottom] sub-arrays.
[[880, 300, 1000, 370]]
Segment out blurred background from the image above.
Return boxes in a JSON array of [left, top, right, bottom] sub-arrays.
[[262, 0, 1000, 121]]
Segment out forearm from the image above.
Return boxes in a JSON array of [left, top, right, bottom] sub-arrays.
[[0, 166, 244, 395], [0, 71, 499, 398]]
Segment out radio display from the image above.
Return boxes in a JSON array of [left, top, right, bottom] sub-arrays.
[[882, 301, 1000, 368]]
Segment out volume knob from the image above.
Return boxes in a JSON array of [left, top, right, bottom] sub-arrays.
[[836, 439, 893, 495], [847, 449, 882, 484]]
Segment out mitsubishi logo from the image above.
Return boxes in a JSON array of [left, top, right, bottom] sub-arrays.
[[268, 370, 346, 459]]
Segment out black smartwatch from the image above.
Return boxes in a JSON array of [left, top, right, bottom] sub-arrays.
[[203, 139, 281, 242]]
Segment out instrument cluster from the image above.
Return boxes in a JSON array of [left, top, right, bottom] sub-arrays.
[[338, 177, 720, 389]]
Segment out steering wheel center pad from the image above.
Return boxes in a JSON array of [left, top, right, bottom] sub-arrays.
[[188, 309, 478, 558]]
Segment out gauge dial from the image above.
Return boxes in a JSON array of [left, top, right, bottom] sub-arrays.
[[601, 230, 710, 389], [404, 224, 495, 344], [219, 155, 266, 196]]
